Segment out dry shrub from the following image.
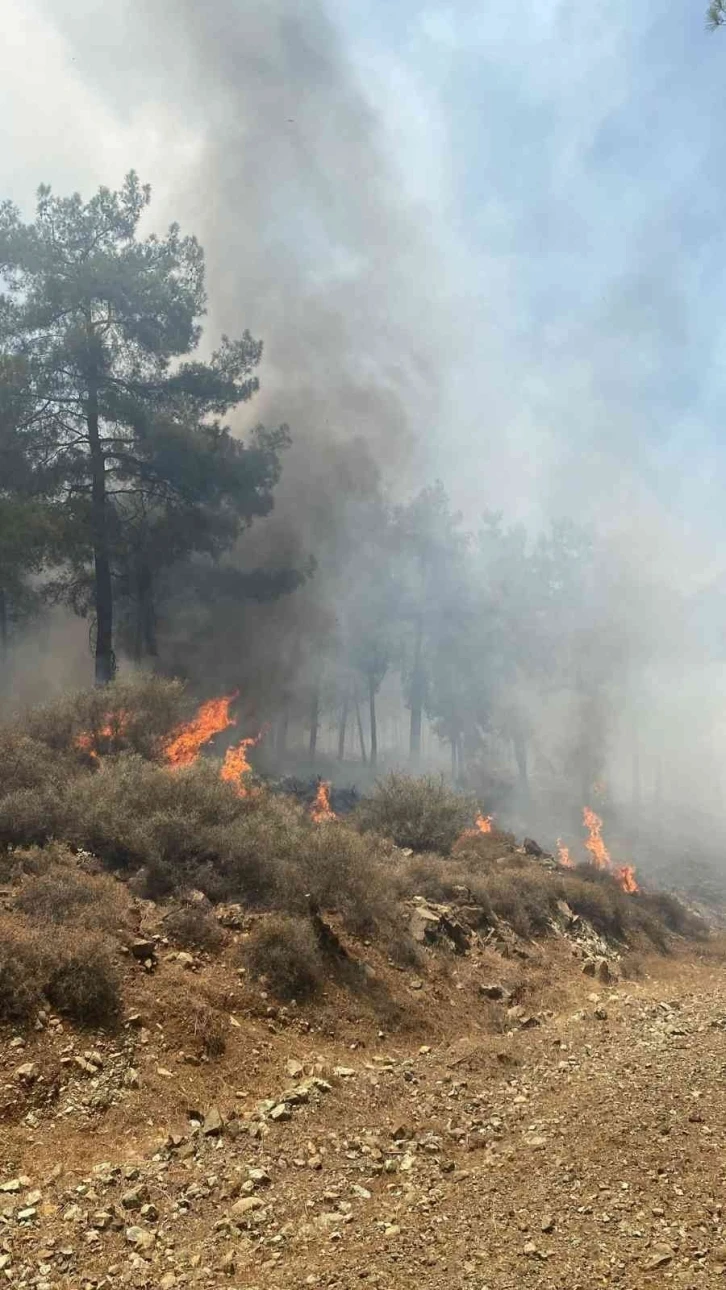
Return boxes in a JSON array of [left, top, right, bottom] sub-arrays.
[[15, 854, 128, 933], [0, 919, 120, 1028], [451, 827, 517, 861], [43, 932, 121, 1027], [355, 773, 477, 855], [0, 923, 45, 1022], [164, 903, 224, 953], [185, 1001, 227, 1058], [297, 823, 396, 936], [243, 915, 324, 1001]]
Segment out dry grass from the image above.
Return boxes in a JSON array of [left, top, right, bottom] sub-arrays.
[[355, 773, 478, 854]]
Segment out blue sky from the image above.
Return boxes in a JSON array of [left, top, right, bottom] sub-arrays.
[[2, 0, 726, 580]]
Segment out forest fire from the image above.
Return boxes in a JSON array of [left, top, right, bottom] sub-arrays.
[[220, 733, 262, 797], [582, 806, 639, 893], [556, 838, 575, 869], [311, 781, 336, 823], [75, 711, 129, 761], [163, 694, 238, 768]]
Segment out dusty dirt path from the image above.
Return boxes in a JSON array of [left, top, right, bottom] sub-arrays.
[[2, 946, 726, 1288]]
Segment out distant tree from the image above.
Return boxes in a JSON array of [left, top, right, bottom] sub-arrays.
[[393, 484, 469, 765], [0, 174, 283, 683], [707, 2, 726, 29]]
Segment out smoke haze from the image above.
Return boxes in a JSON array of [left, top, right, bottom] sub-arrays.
[[3, 0, 726, 874]]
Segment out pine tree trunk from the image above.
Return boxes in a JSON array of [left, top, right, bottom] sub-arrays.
[[138, 558, 158, 660], [337, 692, 349, 762], [355, 700, 368, 765], [368, 673, 378, 768], [87, 380, 115, 685]]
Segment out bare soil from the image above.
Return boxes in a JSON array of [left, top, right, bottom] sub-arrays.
[[2, 924, 726, 1289]]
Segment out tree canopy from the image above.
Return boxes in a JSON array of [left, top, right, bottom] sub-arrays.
[[0, 173, 289, 682]]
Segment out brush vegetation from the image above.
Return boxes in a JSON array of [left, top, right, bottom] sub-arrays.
[[0, 679, 706, 1021]]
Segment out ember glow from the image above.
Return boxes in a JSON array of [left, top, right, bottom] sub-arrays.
[[75, 711, 129, 761], [556, 838, 574, 869], [311, 781, 336, 823], [582, 806, 639, 893], [163, 694, 238, 768], [220, 733, 262, 796]]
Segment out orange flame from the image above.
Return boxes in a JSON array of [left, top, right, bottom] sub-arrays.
[[220, 733, 262, 797], [614, 864, 639, 894], [163, 694, 237, 768], [311, 781, 336, 823], [75, 711, 130, 761], [474, 813, 493, 834], [556, 838, 574, 869], [582, 806, 638, 893], [583, 806, 611, 870]]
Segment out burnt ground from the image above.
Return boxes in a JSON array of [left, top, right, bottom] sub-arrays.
[[2, 919, 726, 1289]]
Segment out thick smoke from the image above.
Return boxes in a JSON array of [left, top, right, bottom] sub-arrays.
[[5, 0, 726, 885]]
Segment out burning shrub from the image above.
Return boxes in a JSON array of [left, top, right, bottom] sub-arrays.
[[21, 675, 187, 762], [164, 902, 225, 953], [43, 932, 121, 1028], [243, 915, 324, 1001], [355, 773, 477, 854]]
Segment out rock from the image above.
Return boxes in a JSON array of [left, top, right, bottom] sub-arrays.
[[594, 1007, 609, 1021], [202, 1106, 224, 1136], [125, 1225, 155, 1252], [582, 960, 598, 977], [270, 1103, 292, 1122], [216, 903, 246, 929], [176, 951, 195, 969], [121, 1184, 149, 1211], [15, 1062, 37, 1083], [597, 958, 617, 984], [286, 1059, 304, 1079], [130, 939, 156, 961], [159, 1275, 177, 1290], [248, 1168, 271, 1187], [123, 1068, 140, 1089], [230, 1196, 263, 1218], [643, 1245, 673, 1271], [523, 838, 545, 857], [541, 1214, 555, 1233], [479, 983, 507, 1001], [333, 1067, 356, 1078]]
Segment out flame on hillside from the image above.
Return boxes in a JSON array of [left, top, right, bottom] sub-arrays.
[[615, 864, 639, 895], [556, 838, 574, 869], [474, 813, 493, 834], [583, 806, 610, 870], [582, 806, 639, 893], [163, 694, 238, 768], [220, 733, 262, 797], [311, 781, 336, 823]]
